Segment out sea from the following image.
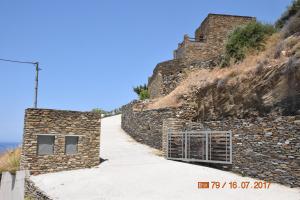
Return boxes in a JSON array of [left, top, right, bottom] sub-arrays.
[[0, 142, 20, 153]]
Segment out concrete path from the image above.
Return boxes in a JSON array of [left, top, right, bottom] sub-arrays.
[[31, 115, 300, 200]]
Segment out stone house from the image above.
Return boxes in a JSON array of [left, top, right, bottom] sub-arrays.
[[174, 14, 255, 61], [20, 108, 101, 175], [148, 13, 255, 99]]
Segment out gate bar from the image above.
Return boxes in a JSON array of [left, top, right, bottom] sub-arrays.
[[185, 131, 187, 159], [205, 132, 208, 161], [166, 130, 232, 164], [230, 131, 232, 164]]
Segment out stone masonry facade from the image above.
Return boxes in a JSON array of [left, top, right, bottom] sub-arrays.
[[148, 59, 187, 99], [121, 101, 176, 149], [25, 178, 52, 200], [202, 116, 300, 188], [148, 57, 222, 98], [162, 118, 205, 157], [20, 108, 101, 175], [122, 102, 300, 187], [174, 14, 255, 61], [148, 14, 255, 99]]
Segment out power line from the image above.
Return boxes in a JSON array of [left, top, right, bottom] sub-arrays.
[[0, 58, 41, 108], [0, 58, 37, 65]]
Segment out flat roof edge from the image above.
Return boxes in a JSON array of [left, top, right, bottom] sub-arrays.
[[207, 13, 255, 19]]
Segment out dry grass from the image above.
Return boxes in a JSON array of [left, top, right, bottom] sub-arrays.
[[0, 148, 21, 174], [147, 33, 295, 110]]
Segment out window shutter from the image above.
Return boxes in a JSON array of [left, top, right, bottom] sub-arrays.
[[37, 135, 55, 155], [65, 136, 78, 154]]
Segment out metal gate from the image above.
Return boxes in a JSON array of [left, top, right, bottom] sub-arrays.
[[167, 130, 232, 164]]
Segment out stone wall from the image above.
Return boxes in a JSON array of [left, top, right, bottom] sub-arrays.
[[195, 14, 255, 55], [174, 14, 255, 61], [20, 108, 101, 175], [148, 57, 222, 99], [122, 99, 299, 187], [174, 36, 218, 61], [25, 178, 52, 200], [147, 71, 163, 99], [203, 116, 300, 187], [162, 118, 204, 157], [149, 13, 254, 99], [148, 59, 186, 99], [161, 115, 300, 187], [121, 101, 177, 149]]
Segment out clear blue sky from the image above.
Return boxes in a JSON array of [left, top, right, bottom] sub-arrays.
[[0, 0, 293, 142]]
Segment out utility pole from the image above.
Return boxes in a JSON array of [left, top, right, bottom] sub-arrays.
[[34, 62, 39, 108], [0, 58, 41, 108]]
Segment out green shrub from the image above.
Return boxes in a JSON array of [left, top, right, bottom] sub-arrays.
[[133, 84, 149, 100], [276, 0, 300, 29], [224, 22, 276, 64], [139, 89, 150, 100], [133, 84, 148, 95], [91, 108, 103, 114]]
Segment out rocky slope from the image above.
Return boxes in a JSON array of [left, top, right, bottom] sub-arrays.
[[146, 33, 300, 121]]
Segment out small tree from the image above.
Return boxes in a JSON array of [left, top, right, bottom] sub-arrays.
[[133, 84, 149, 100], [139, 89, 150, 100], [133, 84, 148, 95]]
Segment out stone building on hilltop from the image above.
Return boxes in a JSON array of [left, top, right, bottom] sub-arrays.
[[148, 14, 255, 99]]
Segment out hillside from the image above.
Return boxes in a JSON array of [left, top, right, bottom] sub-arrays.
[[146, 20, 300, 120], [121, 7, 300, 188]]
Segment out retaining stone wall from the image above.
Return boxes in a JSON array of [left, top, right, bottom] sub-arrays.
[[121, 101, 177, 149], [122, 100, 299, 187], [161, 116, 300, 187], [25, 178, 52, 200], [162, 118, 204, 157], [203, 116, 300, 187]]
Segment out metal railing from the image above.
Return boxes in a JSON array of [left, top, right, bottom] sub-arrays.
[[167, 130, 232, 164]]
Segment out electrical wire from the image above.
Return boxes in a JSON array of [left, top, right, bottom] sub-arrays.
[[0, 58, 37, 65]]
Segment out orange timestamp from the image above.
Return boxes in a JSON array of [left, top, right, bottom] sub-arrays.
[[198, 181, 271, 189]]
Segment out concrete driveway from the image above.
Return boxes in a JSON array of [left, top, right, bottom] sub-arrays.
[[31, 115, 300, 200]]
